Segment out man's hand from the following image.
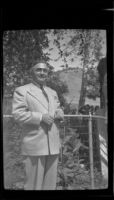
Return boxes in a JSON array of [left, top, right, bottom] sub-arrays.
[[42, 114, 54, 126], [54, 109, 64, 120]]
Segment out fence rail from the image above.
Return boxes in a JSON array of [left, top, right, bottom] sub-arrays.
[[3, 114, 107, 120]]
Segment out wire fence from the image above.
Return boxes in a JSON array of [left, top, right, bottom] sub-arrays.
[[57, 114, 108, 189], [3, 114, 108, 190]]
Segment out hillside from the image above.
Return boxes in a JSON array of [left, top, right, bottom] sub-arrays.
[[59, 68, 82, 105], [58, 68, 100, 108]]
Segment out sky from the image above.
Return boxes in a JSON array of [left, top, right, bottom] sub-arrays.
[[43, 29, 106, 71]]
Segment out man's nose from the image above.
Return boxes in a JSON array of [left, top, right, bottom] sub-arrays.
[[40, 70, 45, 74]]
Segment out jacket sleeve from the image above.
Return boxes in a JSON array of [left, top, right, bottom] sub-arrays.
[[12, 87, 42, 125]]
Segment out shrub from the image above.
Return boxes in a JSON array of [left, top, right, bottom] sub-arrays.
[[3, 118, 25, 189]]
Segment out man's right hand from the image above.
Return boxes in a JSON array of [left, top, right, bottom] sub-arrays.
[[42, 114, 54, 126]]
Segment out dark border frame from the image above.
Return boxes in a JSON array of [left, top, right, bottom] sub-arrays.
[[1, 4, 113, 199]]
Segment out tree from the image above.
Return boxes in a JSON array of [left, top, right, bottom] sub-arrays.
[[85, 30, 104, 101], [3, 30, 49, 96], [78, 30, 92, 110], [97, 57, 107, 108], [3, 30, 68, 111], [66, 29, 103, 110], [49, 29, 105, 110]]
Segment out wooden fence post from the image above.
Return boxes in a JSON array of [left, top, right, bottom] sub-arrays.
[[88, 112, 95, 189]]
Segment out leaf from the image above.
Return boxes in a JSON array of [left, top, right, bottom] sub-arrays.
[[63, 135, 72, 143], [81, 144, 89, 150], [62, 146, 68, 154], [66, 173, 74, 178], [15, 182, 24, 189], [57, 186, 63, 190], [49, 48, 53, 51], [67, 185, 74, 190], [73, 141, 82, 153], [67, 163, 75, 169], [63, 167, 73, 174], [78, 159, 85, 164]]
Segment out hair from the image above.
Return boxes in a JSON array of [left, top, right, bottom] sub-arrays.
[[31, 59, 48, 69]]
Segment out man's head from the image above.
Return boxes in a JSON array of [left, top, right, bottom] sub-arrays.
[[30, 60, 49, 86]]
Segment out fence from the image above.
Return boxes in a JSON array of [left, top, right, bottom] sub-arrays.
[[3, 114, 108, 190], [58, 114, 108, 189]]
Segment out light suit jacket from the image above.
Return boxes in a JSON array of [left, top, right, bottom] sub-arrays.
[[12, 83, 63, 156]]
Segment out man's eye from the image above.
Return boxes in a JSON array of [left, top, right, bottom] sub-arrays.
[[43, 69, 48, 73], [35, 69, 47, 73]]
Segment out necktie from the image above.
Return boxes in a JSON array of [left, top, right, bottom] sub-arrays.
[[41, 86, 49, 102]]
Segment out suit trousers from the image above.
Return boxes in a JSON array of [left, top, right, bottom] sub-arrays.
[[23, 154, 59, 190]]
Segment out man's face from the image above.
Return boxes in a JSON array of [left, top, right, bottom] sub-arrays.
[[31, 63, 48, 85]]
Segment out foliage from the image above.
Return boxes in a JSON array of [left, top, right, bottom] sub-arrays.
[[63, 102, 77, 114], [48, 29, 105, 108], [57, 120, 108, 190], [97, 57, 107, 108], [3, 118, 24, 189], [57, 127, 90, 189], [3, 30, 49, 96], [3, 30, 68, 108], [86, 68, 100, 100], [76, 30, 103, 109], [78, 104, 100, 115]]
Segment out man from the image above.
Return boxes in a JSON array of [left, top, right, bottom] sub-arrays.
[[12, 60, 64, 190]]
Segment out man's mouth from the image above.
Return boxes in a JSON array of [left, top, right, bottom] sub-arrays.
[[38, 75, 46, 79], [40, 76, 46, 78]]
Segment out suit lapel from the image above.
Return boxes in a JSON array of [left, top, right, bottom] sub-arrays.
[[27, 83, 49, 110], [27, 83, 55, 115]]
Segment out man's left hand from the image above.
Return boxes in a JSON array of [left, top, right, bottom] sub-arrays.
[[54, 109, 64, 120]]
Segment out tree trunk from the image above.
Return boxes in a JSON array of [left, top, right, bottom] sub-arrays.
[[78, 30, 91, 112], [78, 68, 86, 110], [100, 80, 105, 109]]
